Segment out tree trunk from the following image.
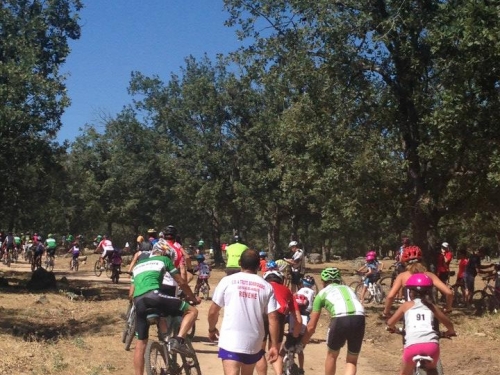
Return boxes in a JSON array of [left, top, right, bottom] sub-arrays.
[[268, 205, 281, 259], [210, 208, 224, 265]]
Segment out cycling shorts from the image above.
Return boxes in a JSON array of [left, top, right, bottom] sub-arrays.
[[263, 313, 286, 344], [326, 315, 365, 354], [291, 271, 304, 285], [463, 273, 476, 292], [134, 290, 188, 340], [218, 348, 264, 365], [47, 248, 56, 256], [101, 249, 113, 259], [403, 342, 439, 365], [72, 252, 80, 260], [363, 274, 380, 286]]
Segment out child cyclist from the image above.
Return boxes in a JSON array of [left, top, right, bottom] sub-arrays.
[[356, 250, 382, 305], [283, 293, 310, 375], [259, 251, 268, 274], [296, 275, 317, 314], [386, 273, 456, 375], [193, 254, 211, 297], [67, 241, 80, 270]]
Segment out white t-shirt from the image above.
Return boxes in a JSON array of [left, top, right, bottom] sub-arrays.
[[296, 287, 316, 314], [211, 271, 279, 354], [292, 249, 305, 273]]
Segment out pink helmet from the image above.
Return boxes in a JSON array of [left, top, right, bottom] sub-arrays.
[[366, 252, 376, 261], [405, 273, 433, 291]]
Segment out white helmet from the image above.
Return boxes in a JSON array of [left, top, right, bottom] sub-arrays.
[[288, 241, 298, 248]]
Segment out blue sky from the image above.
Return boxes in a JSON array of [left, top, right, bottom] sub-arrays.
[[59, 1, 242, 142]]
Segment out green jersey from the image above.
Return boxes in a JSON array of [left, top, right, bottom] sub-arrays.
[[14, 236, 21, 245], [225, 243, 249, 268], [312, 283, 364, 318], [45, 238, 57, 249], [132, 255, 179, 298]]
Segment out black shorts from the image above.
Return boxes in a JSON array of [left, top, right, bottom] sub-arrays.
[[291, 271, 303, 285], [134, 290, 187, 340], [326, 315, 365, 354], [47, 248, 56, 256], [263, 313, 286, 344]]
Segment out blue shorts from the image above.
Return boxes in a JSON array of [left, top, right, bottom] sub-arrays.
[[218, 348, 264, 365]]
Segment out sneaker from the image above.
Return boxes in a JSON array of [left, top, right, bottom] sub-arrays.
[[298, 369, 305, 375], [169, 338, 195, 357]]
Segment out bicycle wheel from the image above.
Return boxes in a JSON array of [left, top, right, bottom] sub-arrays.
[[178, 339, 202, 375], [94, 260, 102, 277], [348, 280, 360, 291], [484, 294, 500, 314], [122, 303, 133, 343], [374, 283, 385, 304], [46, 258, 54, 272], [472, 290, 486, 314], [451, 285, 465, 307], [105, 262, 113, 278], [74, 259, 79, 272], [124, 309, 136, 351], [145, 341, 167, 375], [378, 276, 392, 296], [355, 283, 373, 304], [200, 282, 209, 300]]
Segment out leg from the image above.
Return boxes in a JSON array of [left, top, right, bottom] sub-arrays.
[[399, 360, 414, 375], [325, 349, 339, 375], [255, 341, 267, 375], [270, 342, 283, 375], [177, 305, 198, 339], [222, 359, 257, 375], [133, 339, 147, 375], [344, 352, 359, 375]]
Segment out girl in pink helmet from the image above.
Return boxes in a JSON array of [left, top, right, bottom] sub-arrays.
[[356, 250, 382, 305], [386, 273, 456, 375]]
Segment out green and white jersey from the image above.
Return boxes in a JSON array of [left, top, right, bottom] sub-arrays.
[[45, 238, 57, 249], [14, 236, 21, 245], [132, 255, 179, 298], [312, 283, 364, 318]]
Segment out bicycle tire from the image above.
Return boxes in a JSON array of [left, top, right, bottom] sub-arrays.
[[94, 260, 102, 277], [105, 263, 113, 278], [348, 280, 360, 290], [483, 294, 500, 314], [200, 282, 209, 300], [451, 285, 465, 307], [124, 310, 136, 351], [374, 283, 385, 304], [355, 283, 373, 304], [122, 303, 133, 343], [74, 259, 79, 272], [472, 290, 486, 315], [46, 258, 54, 272], [378, 276, 392, 296], [145, 341, 167, 375], [179, 339, 202, 375]]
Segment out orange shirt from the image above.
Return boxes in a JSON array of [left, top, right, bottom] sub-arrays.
[[260, 259, 267, 273]]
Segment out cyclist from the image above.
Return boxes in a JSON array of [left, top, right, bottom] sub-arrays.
[[67, 241, 80, 270], [128, 235, 153, 273], [356, 251, 382, 305], [96, 234, 114, 270], [259, 251, 268, 274], [296, 275, 317, 314], [164, 225, 192, 283], [2, 232, 15, 262], [393, 237, 411, 302], [32, 235, 45, 269], [383, 246, 453, 318], [13, 233, 22, 260], [129, 243, 200, 375], [285, 293, 310, 375], [225, 234, 249, 275], [303, 267, 365, 375], [193, 254, 211, 296], [93, 234, 102, 247], [147, 228, 158, 246], [386, 273, 456, 375], [44, 233, 58, 266], [463, 247, 494, 305], [256, 270, 302, 375]]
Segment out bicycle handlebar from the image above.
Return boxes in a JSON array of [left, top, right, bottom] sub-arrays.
[[386, 326, 456, 339]]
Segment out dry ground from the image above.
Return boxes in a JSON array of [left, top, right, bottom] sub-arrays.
[[0, 255, 498, 375]]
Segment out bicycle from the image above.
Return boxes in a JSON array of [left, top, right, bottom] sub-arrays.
[[70, 256, 79, 271], [31, 253, 42, 272], [387, 326, 454, 375], [471, 275, 500, 314], [144, 307, 201, 375], [44, 253, 55, 271], [110, 263, 121, 283], [195, 277, 210, 300], [94, 258, 112, 277], [353, 272, 385, 304], [122, 301, 136, 351], [282, 339, 302, 375]]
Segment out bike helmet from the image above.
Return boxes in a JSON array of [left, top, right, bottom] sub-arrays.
[[264, 270, 284, 283], [259, 251, 267, 257], [266, 260, 278, 270], [401, 245, 423, 264], [196, 254, 205, 262], [301, 274, 315, 287], [366, 253, 376, 262], [147, 228, 157, 234], [405, 273, 433, 291], [234, 235, 242, 243], [164, 225, 177, 237], [294, 293, 309, 309], [320, 267, 342, 283], [275, 259, 289, 272], [288, 241, 298, 248], [48, 233, 53, 238]]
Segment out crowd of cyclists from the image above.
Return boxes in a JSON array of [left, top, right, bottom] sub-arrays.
[[2, 225, 499, 375]]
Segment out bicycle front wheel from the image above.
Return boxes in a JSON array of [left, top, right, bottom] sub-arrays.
[[46, 258, 54, 272], [124, 309, 136, 351], [355, 283, 373, 304], [105, 263, 113, 278], [145, 341, 167, 375], [94, 260, 102, 277], [175, 339, 202, 375]]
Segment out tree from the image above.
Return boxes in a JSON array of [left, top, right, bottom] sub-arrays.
[[0, 0, 82, 230]]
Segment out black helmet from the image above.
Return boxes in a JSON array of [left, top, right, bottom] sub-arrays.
[[164, 225, 177, 237], [234, 235, 242, 243]]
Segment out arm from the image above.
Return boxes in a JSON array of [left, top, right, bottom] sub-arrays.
[[173, 272, 199, 304], [207, 302, 221, 342], [431, 304, 456, 335], [291, 306, 303, 338], [427, 272, 453, 311], [386, 302, 411, 328], [128, 283, 135, 301], [383, 273, 404, 316], [267, 310, 280, 363], [127, 252, 141, 273], [302, 311, 320, 344]]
